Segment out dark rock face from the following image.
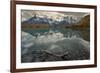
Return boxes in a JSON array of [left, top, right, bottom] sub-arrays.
[[21, 31, 90, 63]]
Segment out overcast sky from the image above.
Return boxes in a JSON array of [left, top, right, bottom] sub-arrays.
[[21, 10, 89, 22]]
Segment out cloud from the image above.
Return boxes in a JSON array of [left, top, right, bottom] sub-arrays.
[[21, 10, 89, 22]]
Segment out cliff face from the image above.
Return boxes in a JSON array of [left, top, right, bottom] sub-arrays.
[[77, 15, 90, 27], [70, 15, 90, 28]]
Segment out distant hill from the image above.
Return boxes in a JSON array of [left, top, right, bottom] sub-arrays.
[[66, 15, 90, 28], [76, 15, 90, 27]]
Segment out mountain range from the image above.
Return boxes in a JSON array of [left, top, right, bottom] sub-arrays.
[[22, 14, 82, 26]]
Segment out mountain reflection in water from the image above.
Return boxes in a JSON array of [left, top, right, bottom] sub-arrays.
[[21, 28, 90, 63]]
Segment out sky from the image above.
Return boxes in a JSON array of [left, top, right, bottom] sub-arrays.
[[21, 10, 89, 22]]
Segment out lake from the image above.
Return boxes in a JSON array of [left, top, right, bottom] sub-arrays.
[[21, 28, 90, 62]]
